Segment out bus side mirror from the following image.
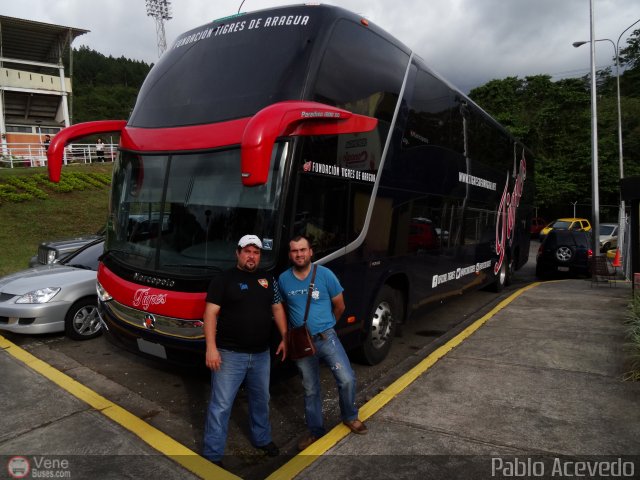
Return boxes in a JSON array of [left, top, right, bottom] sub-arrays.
[[240, 101, 378, 186], [47, 120, 127, 182]]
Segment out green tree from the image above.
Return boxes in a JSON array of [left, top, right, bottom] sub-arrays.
[[70, 46, 152, 122], [469, 75, 591, 211]]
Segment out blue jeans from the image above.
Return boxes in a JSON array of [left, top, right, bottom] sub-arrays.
[[203, 349, 272, 462], [295, 328, 358, 437]]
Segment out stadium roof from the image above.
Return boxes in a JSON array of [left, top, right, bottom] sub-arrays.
[[0, 15, 89, 66]]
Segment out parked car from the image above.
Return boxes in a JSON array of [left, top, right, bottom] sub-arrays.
[[598, 223, 619, 253], [539, 217, 592, 242], [0, 239, 104, 340], [530, 216, 547, 238], [408, 217, 439, 251], [29, 227, 105, 267], [535, 229, 593, 279]]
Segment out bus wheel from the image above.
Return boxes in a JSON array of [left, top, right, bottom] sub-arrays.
[[490, 258, 508, 293], [359, 286, 402, 365]]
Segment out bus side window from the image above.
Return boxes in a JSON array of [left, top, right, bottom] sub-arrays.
[[292, 136, 348, 258], [292, 131, 380, 257]]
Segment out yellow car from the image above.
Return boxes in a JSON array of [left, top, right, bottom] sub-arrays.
[[539, 218, 592, 242]]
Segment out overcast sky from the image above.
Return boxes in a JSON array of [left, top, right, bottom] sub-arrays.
[[4, 0, 640, 93]]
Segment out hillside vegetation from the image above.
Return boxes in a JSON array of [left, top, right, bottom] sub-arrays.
[[0, 164, 112, 276], [66, 34, 640, 220], [70, 46, 152, 123]]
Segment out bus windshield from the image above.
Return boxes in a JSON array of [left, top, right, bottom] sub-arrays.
[[128, 8, 319, 127], [106, 143, 288, 274]]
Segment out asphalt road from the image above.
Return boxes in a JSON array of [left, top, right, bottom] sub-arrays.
[[3, 241, 540, 479]]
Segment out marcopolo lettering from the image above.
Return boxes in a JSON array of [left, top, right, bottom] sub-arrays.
[[133, 272, 176, 288]]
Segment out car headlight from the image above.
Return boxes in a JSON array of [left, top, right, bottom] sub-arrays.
[[96, 281, 112, 302], [16, 287, 61, 304]]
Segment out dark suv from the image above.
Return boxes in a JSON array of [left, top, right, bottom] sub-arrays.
[[28, 227, 105, 267], [535, 229, 593, 278]]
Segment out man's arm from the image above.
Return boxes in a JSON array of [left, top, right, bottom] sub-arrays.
[[272, 302, 288, 361], [331, 292, 346, 321], [203, 302, 222, 371]]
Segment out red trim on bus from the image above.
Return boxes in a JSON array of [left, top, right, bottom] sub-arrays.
[[241, 101, 378, 186], [47, 120, 127, 182], [98, 264, 206, 319], [120, 118, 250, 152], [47, 103, 377, 186]]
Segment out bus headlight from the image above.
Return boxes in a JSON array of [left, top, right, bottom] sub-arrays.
[[96, 281, 112, 302]]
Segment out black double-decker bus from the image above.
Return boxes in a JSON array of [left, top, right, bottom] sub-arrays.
[[47, 4, 533, 366]]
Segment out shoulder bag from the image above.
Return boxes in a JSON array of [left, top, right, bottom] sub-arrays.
[[286, 265, 318, 360]]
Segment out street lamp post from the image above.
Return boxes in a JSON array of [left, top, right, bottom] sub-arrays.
[[574, 18, 640, 271]]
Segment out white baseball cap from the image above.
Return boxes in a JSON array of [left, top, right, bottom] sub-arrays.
[[238, 234, 263, 249]]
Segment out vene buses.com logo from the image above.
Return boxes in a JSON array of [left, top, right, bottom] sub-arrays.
[[7, 456, 30, 479]]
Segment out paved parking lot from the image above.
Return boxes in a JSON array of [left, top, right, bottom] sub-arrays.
[[3, 241, 640, 479]]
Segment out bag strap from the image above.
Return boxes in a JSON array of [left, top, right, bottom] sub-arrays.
[[302, 264, 317, 326]]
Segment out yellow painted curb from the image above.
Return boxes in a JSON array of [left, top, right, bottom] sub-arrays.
[[267, 282, 542, 480], [0, 335, 237, 480]]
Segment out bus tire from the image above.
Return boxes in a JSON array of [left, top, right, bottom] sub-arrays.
[[357, 285, 402, 366], [490, 258, 508, 293]]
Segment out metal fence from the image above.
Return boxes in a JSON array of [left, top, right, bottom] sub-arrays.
[[0, 142, 118, 168]]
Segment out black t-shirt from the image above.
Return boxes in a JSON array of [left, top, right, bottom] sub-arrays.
[[206, 267, 281, 353]]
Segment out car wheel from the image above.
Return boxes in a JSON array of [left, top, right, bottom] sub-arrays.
[[356, 286, 402, 365], [65, 297, 102, 340], [555, 246, 574, 263]]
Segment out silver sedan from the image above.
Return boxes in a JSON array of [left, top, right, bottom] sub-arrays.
[[0, 239, 103, 340]]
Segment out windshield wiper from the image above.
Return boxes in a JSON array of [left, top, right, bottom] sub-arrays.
[[66, 264, 93, 270]]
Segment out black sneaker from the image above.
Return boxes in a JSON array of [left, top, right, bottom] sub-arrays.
[[256, 441, 279, 457]]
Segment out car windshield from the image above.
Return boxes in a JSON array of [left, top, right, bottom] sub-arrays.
[[106, 144, 288, 274], [61, 241, 104, 271], [599, 225, 617, 236], [551, 220, 572, 229]]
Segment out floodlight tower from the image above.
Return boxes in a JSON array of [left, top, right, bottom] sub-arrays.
[[145, 0, 172, 58]]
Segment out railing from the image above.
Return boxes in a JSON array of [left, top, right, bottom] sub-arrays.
[[0, 142, 118, 168]]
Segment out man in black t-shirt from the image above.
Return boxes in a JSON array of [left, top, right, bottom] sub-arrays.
[[202, 234, 287, 466]]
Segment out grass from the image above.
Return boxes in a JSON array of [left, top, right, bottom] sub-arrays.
[[0, 164, 112, 276]]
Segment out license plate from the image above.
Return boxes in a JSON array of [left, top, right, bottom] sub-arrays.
[[557, 266, 569, 272], [137, 338, 167, 359]]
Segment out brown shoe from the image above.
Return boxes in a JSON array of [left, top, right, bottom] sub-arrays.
[[343, 419, 368, 434], [297, 433, 320, 451]]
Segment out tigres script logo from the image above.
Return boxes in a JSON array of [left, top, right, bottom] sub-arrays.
[[495, 156, 526, 275], [133, 288, 167, 311]]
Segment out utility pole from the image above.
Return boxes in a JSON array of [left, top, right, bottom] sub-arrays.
[[145, 0, 172, 58]]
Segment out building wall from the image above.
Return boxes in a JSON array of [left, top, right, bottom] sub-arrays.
[[0, 67, 72, 92]]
